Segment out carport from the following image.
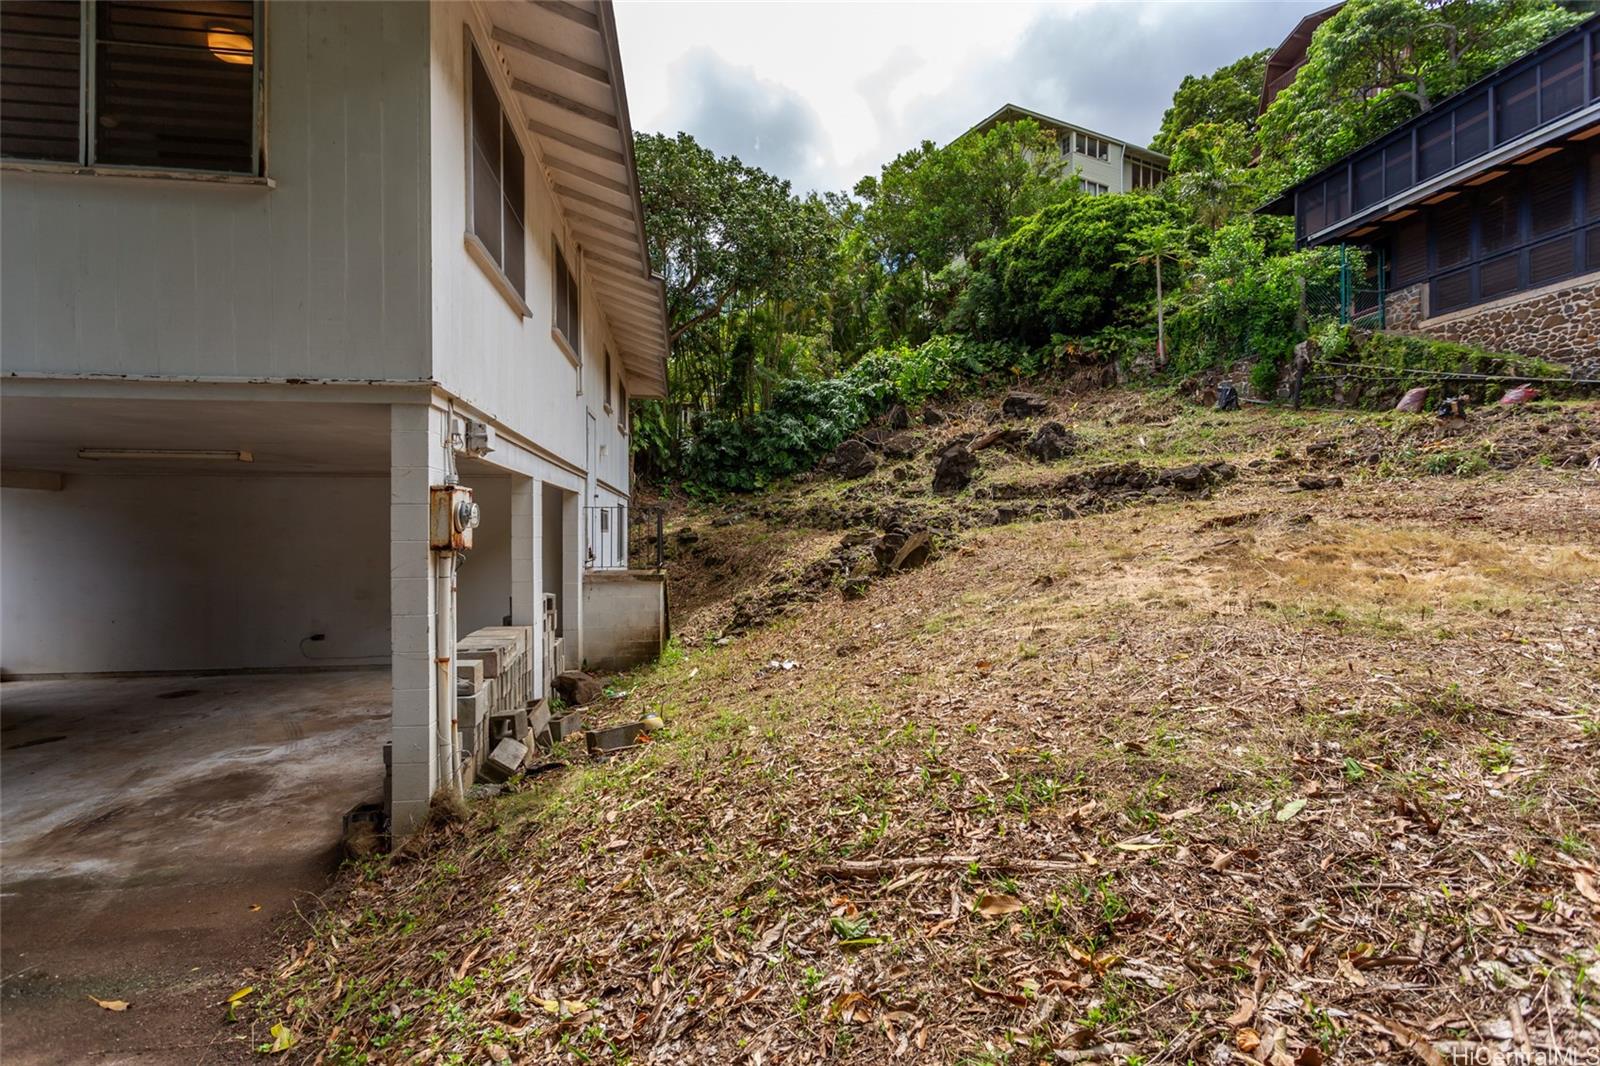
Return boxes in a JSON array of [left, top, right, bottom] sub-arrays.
[[0, 388, 406, 1060]]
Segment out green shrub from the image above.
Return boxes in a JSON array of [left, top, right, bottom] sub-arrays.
[[681, 335, 1024, 493], [964, 194, 1186, 345]]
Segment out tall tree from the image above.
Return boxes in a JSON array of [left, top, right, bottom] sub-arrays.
[[1151, 49, 1271, 155], [1257, 0, 1583, 185]]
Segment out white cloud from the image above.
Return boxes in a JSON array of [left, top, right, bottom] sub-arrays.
[[613, 0, 1327, 194]]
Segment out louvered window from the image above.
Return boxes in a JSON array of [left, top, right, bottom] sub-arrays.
[[1478, 253, 1519, 301], [1496, 68, 1538, 144], [1433, 202, 1472, 270], [1528, 161, 1572, 237], [1418, 114, 1452, 180], [1539, 43, 1585, 120], [1527, 234, 1575, 286], [469, 43, 526, 297], [1453, 95, 1488, 162], [1354, 152, 1383, 210], [1478, 190, 1520, 255], [1393, 219, 1427, 284], [1590, 149, 1600, 222], [1384, 141, 1412, 199], [1431, 269, 1472, 314], [1, 2, 82, 161], [1, 0, 260, 173], [1324, 174, 1348, 226]]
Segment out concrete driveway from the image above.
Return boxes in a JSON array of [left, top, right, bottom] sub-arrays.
[[1, 671, 387, 1063]]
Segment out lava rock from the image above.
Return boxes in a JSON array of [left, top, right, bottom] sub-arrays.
[[921, 406, 947, 426], [1024, 421, 1078, 461], [675, 527, 700, 544], [1002, 392, 1051, 419], [824, 439, 879, 480], [873, 528, 933, 573], [886, 403, 911, 430], [882, 433, 921, 460], [932, 444, 979, 494], [1296, 474, 1344, 491], [972, 427, 1028, 451], [554, 670, 604, 707]]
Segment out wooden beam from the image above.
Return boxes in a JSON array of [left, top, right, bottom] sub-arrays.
[[543, 153, 631, 195], [511, 78, 617, 128], [585, 249, 646, 275], [491, 26, 610, 83], [568, 210, 641, 243], [575, 229, 644, 262], [535, 0, 600, 32], [554, 182, 633, 219], [526, 118, 624, 164]]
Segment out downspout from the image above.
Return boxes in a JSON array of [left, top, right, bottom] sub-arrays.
[[436, 550, 461, 797]]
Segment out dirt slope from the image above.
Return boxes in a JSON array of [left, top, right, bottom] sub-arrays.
[[258, 387, 1600, 1066]]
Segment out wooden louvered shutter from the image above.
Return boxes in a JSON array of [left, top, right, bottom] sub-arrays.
[[1, 1, 83, 162]]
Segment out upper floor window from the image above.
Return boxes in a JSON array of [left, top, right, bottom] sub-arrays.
[[553, 239, 581, 356], [1130, 160, 1165, 190], [468, 43, 525, 296], [1, 0, 261, 174], [603, 349, 614, 411], [618, 381, 629, 434], [1074, 132, 1109, 161]]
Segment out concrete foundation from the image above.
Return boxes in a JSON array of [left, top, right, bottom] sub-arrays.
[[0, 671, 387, 1064]]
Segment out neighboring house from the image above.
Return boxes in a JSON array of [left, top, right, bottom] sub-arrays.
[[0, 0, 671, 834], [1262, 15, 1600, 360], [1259, 3, 1344, 115], [968, 104, 1169, 194]]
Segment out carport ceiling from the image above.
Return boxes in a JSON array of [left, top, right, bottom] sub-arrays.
[[1, 397, 393, 475]]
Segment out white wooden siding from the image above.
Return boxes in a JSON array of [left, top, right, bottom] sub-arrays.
[[0, 2, 431, 382]]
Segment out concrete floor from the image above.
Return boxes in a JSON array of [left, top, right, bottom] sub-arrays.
[[0, 671, 388, 1063]]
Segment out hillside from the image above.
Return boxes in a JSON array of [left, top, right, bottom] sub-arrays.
[[258, 383, 1600, 1066]]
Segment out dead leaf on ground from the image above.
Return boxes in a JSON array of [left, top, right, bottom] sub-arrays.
[[1224, 995, 1256, 1027], [1575, 870, 1600, 906], [973, 892, 1025, 917], [88, 996, 129, 1012], [267, 1022, 297, 1053]]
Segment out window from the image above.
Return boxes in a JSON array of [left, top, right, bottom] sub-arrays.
[[1496, 67, 1538, 144], [1453, 94, 1489, 162], [1383, 141, 1412, 199], [1418, 114, 1453, 180], [1130, 160, 1164, 190], [553, 239, 581, 355], [1354, 151, 1384, 209], [1539, 43, 1585, 121], [1073, 132, 1108, 161], [603, 350, 613, 411], [1079, 179, 1108, 195], [469, 44, 525, 296], [618, 381, 629, 434], [1, 0, 260, 173]]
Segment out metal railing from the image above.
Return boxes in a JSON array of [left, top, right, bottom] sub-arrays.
[[584, 504, 664, 571]]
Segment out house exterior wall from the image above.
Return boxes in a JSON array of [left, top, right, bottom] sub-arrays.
[[0, 1, 432, 383], [580, 571, 665, 672], [425, 8, 633, 497], [0, 474, 390, 675], [1383, 274, 1600, 364]]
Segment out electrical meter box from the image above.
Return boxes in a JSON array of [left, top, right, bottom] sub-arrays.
[[430, 485, 480, 551]]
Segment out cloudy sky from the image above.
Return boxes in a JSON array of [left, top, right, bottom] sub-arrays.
[[613, 1, 1327, 195]]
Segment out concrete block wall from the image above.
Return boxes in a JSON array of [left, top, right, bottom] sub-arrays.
[[580, 571, 665, 673]]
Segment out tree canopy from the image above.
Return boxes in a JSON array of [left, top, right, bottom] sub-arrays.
[[1150, 49, 1270, 155], [1257, 0, 1583, 184]]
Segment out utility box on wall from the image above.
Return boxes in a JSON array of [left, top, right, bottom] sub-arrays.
[[430, 485, 479, 551]]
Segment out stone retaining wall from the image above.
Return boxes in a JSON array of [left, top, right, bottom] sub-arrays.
[[1384, 274, 1600, 365]]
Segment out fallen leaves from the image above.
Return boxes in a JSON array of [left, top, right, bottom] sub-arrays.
[[1575, 869, 1600, 907], [972, 892, 1024, 917], [1276, 797, 1308, 822], [266, 1022, 296, 1054], [88, 996, 129, 1012]]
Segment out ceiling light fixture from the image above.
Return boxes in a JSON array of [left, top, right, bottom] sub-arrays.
[[207, 25, 253, 66], [78, 448, 253, 462]]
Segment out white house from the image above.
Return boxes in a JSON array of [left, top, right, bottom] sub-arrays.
[[969, 103, 1169, 195], [0, 0, 670, 834]]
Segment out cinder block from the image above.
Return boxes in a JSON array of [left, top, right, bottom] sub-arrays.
[[480, 737, 528, 783], [456, 659, 484, 690]]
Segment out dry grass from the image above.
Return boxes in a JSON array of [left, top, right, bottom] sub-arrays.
[[253, 392, 1600, 1066]]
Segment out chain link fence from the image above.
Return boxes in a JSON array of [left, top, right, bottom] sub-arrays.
[[1304, 246, 1387, 330]]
